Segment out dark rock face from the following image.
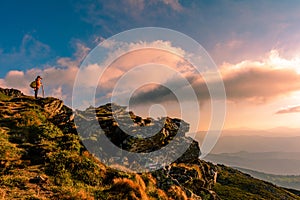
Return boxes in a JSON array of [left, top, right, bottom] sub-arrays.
[[176, 140, 201, 164], [0, 88, 23, 97], [75, 103, 201, 170]]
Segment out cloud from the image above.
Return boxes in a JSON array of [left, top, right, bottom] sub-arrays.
[[0, 79, 6, 88], [90, 39, 189, 82], [21, 34, 51, 58], [49, 86, 67, 101], [220, 50, 300, 103], [1, 38, 189, 107], [72, 0, 300, 69], [73, 39, 195, 107], [2, 70, 37, 95], [161, 0, 183, 11], [0, 34, 51, 74], [131, 50, 300, 105], [276, 105, 300, 114], [149, 0, 183, 12], [3, 33, 300, 113], [0, 66, 77, 102], [222, 67, 300, 103]]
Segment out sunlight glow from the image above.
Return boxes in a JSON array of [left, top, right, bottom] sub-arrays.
[[268, 50, 300, 74]]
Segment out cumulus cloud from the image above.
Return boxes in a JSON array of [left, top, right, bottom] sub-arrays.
[[1, 39, 191, 107], [73, 39, 195, 107], [80, 40, 190, 90], [222, 67, 300, 103], [221, 50, 300, 102], [2, 70, 37, 95], [276, 105, 300, 114], [131, 50, 300, 105]]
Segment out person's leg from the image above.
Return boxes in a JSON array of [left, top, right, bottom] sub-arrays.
[[35, 88, 39, 99]]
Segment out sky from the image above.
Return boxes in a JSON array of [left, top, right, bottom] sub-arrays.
[[1, 0, 300, 131]]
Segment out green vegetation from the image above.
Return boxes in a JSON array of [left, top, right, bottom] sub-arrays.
[[0, 92, 10, 101], [214, 165, 300, 199], [236, 167, 300, 191]]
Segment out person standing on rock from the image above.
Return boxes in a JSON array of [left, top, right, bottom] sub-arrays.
[[34, 76, 43, 99]]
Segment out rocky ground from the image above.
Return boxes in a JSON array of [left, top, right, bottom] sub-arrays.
[[0, 88, 299, 199]]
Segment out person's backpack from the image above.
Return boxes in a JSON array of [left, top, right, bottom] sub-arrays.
[[30, 81, 36, 88]]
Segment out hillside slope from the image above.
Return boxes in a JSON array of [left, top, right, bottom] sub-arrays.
[[235, 167, 300, 190], [0, 88, 299, 200]]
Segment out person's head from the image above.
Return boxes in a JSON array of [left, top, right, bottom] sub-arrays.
[[36, 76, 42, 80]]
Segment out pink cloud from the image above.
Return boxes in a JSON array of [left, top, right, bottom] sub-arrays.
[[276, 105, 300, 114]]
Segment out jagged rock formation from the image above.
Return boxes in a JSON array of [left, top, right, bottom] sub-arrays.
[[1, 87, 300, 200], [75, 103, 201, 172]]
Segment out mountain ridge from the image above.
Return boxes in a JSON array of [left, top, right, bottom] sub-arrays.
[[0, 87, 299, 199]]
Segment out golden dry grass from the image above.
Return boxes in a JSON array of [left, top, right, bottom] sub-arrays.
[[111, 177, 149, 200]]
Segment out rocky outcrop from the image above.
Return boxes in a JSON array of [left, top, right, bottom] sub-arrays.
[[75, 103, 201, 170], [73, 103, 220, 198], [0, 88, 23, 98], [152, 160, 220, 199], [0, 89, 217, 199]]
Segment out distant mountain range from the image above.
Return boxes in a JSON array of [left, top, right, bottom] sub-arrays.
[[204, 151, 300, 175], [196, 129, 300, 154], [197, 128, 300, 176]]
